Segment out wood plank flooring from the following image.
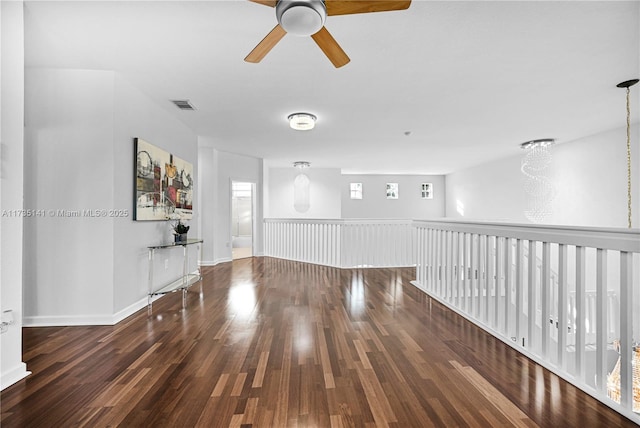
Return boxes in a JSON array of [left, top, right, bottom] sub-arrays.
[[1, 257, 636, 427]]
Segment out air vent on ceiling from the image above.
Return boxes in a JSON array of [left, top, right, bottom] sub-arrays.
[[170, 100, 196, 111]]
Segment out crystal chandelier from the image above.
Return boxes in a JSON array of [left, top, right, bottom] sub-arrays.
[[521, 139, 556, 223]]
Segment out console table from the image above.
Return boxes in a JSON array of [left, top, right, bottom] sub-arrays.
[[147, 238, 203, 312]]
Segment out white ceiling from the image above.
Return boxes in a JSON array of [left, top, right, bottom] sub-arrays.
[[24, 0, 639, 174]]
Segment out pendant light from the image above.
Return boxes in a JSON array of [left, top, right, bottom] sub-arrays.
[[617, 79, 639, 228], [293, 161, 311, 213]]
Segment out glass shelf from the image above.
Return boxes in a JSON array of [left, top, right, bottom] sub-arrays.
[[151, 273, 201, 296], [148, 238, 203, 250], [147, 238, 203, 312]]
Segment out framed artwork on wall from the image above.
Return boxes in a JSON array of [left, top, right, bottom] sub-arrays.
[[134, 138, 193, 221], [386, 183, 398, 199], [421, 183, 433, 199]]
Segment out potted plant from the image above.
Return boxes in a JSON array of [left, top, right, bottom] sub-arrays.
[[173, 220, 190, 243]]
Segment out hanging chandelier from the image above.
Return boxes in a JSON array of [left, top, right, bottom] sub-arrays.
[[521, 138, 556, 223], [293, 161, 311, 213]]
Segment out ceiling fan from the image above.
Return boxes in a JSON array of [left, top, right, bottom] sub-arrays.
[[245, 0, 412, 68]]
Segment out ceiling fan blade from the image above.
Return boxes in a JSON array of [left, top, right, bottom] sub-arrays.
[[245, 24, 287, 63], [248, 0, 277, 7], [311, 26, 350, 68], [326, 0, 411, 16]]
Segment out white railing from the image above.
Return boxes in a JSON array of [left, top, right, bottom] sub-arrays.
[[264, 218, 415, 268], [412, 219, 640, 423], [519, 245, 619, 346]]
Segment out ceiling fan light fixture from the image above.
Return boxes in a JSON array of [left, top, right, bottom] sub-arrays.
[[288, 112, 317, 130], [276, 0, 326, 36]]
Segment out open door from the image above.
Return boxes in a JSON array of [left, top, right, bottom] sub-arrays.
[[231, 181, 254, 260]]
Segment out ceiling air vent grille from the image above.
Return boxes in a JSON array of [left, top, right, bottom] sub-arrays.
[[171, 100, 196, 111]]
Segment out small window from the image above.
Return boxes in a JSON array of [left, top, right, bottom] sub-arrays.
[[350, 183, 363, 199], [421, 183, 433, 199], [386, 183, 398, 199]]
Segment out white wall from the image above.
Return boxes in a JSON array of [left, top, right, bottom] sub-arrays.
[[1, 0, 30, 390], [551, 125, 639, 227], [199, 149, 263, 265], [445, 156, 525, 222], [341, 174, 446, 219], [112, 75, 199, 314], [267, 167, 342, 219], [446, 125, 640, 228], [24, 69, 115, 323], [198, 145, 216, 264], [23, 68, 198, 324]]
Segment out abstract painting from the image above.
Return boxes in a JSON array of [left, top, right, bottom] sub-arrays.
[[134, 138, 193, 221]]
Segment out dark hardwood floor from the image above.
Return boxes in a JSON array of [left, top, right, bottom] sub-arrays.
[[1, 257, 637, 427]]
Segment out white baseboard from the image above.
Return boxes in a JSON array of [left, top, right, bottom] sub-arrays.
[[112, 296, 150, 324], [23, 314, 117, 327], [200, 258, 231, 266], [1, 363, 31, 391], [23, 296, 154, 327], [201, 256, 262, 267]]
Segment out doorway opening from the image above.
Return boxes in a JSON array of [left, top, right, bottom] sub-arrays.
[[231, 181, 254, 260]]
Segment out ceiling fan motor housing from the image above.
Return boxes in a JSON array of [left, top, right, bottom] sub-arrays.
[[276, 0, 327, 36]]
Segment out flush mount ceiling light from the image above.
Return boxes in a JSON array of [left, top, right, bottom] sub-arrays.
[[288, 113, 317, 131], [520, 138, 556, 150], [293, 161, 311, 169], [277, 0, 326, 37]]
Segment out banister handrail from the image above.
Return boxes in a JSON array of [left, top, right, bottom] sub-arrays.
[[265, 218, 344, 224], [412, 219, 640, 253], [265, 218, 413, 225]]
